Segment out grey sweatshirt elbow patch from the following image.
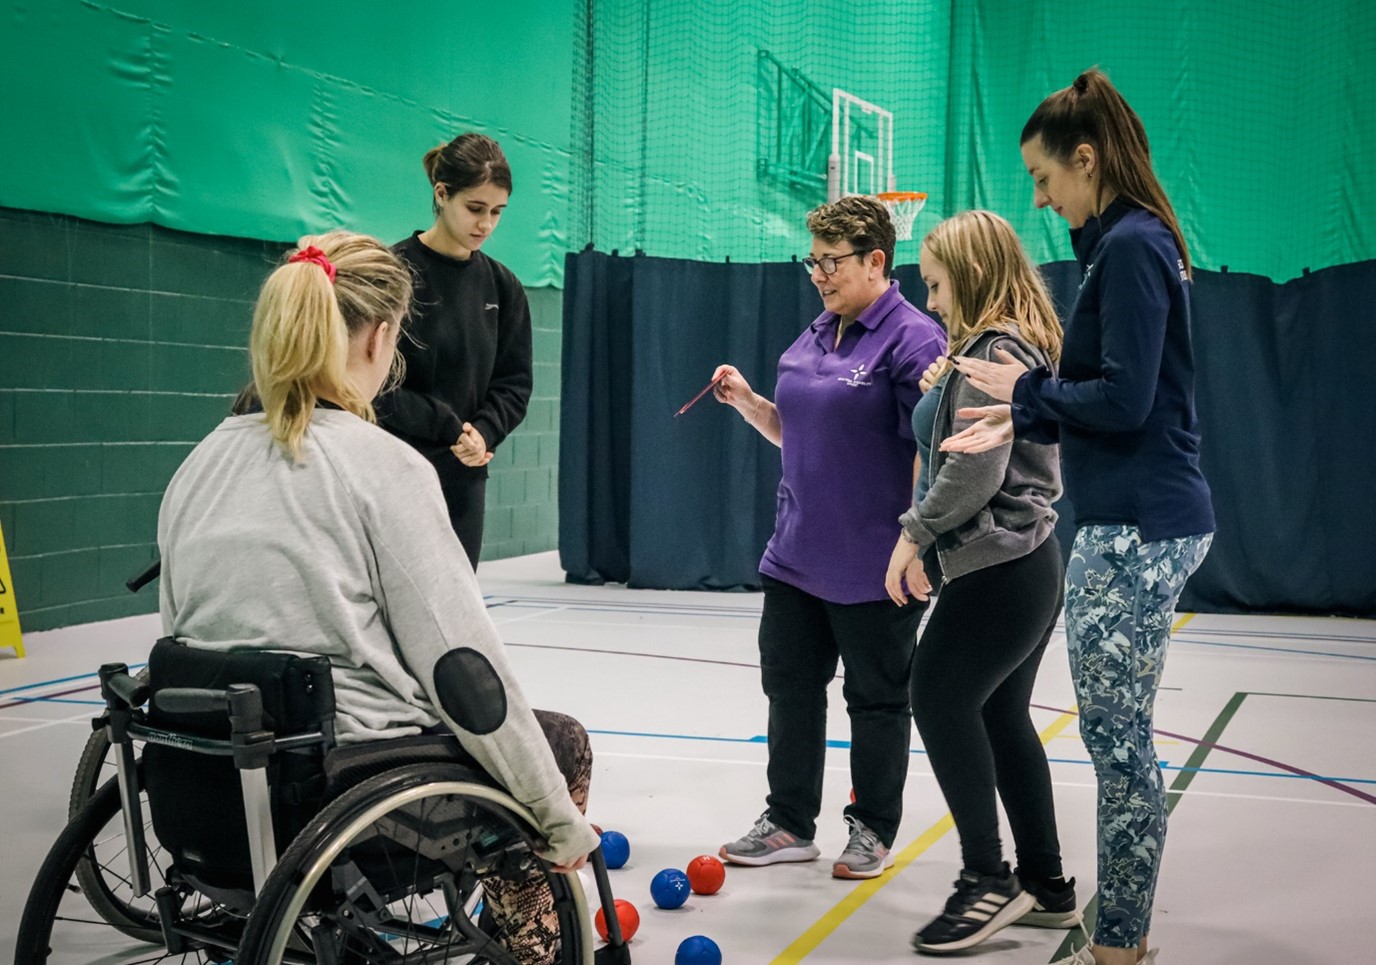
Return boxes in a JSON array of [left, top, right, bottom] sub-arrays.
[[433, 648, 508, 735]]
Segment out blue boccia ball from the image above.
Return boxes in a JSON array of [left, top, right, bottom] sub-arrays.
[[676, 935, 722, 965], [599, 830, 630, 869], [650, 868, 690, 909]]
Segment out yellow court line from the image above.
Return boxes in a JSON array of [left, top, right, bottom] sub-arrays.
[[769, 612, 1198, 963], [770, 710, 1078, 964]]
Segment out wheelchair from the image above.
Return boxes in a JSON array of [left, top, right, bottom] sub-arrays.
[[17, 636, 631, 964]]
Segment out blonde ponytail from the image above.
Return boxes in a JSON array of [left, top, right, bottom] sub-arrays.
[[248, 231, 412, 461]]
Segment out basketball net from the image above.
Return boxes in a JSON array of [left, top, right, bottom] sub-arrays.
[[876, 191, 927, 241]]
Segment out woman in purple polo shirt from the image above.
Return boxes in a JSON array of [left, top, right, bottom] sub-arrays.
[[711, 195, 947, 879]]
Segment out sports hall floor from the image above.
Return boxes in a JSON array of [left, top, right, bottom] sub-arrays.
[[1, 551, 1372, 964]]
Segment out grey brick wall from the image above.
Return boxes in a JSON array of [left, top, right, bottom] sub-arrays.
[[0, 208, 563, 632]]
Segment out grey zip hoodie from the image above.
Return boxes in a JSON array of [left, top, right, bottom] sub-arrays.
[[899, 328, 1062, 581]]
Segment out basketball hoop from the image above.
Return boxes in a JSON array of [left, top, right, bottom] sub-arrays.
[[877, 191, 927, 241]]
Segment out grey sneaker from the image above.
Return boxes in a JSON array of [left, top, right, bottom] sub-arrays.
[[832, 815, 894, 879], [719, 813, 820, 866]]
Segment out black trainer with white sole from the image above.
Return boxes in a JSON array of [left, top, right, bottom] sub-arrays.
[[911, 865, 1035, 954], [1015, 871, 1079, 928]]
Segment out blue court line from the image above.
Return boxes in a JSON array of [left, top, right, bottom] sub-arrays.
[[5, 697, 107, 707], [587, 728, 1376, 786], [0, 670, 104, 696], [587, 728, 765, 745], [0, 663, 146, 698]]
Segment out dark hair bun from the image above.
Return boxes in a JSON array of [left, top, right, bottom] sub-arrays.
[[422, 143, 448, 184]]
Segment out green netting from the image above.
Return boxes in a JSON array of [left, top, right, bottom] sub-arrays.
[[2, 1, 1373, 283], [0, 0, 577, 285], [572, 0, 1376, 280]]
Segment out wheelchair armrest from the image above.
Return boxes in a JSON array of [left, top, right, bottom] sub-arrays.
[[100, 663, 151, 708]]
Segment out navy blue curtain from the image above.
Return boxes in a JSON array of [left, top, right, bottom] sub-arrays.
[[560, 250, 1376, 618]]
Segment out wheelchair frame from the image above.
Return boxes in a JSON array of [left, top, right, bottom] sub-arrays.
[[20, 645, 630, 965]]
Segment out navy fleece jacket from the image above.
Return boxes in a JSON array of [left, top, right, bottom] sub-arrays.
[[1012, 199, 1215, 541]]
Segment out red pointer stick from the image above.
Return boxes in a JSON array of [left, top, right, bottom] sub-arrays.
[[674, 371, 728, 417]]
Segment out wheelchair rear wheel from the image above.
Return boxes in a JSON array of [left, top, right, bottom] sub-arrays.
[[237, 762, 593, 965], [17, 770, 237, 964]]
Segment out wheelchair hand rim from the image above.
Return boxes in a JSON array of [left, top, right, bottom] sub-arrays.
[[262, 779, 592, 965]]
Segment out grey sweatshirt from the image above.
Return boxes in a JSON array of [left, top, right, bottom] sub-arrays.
[[899, 329, 1062, 581], [158, 409, 599, 865]]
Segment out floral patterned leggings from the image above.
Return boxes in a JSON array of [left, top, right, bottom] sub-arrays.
[[1064, 525, 1212, 949], [480, 709, 594, 965]]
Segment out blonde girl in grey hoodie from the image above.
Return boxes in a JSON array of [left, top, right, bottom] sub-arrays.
[[884, 211, 1075, 956]]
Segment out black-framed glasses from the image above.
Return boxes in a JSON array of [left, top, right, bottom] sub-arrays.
[[802, 250, 869, 275]]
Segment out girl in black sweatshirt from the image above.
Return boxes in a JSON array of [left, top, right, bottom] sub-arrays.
[[378, 133, 533, 568]]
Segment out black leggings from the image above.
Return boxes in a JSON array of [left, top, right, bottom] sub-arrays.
[[435, 467, 487, 570], [910, 536, 1065, 880]]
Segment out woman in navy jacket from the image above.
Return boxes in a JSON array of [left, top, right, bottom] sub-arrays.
[[946, 69, 1214, 965]]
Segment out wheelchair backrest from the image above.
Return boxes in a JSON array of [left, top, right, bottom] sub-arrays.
[[142, 637, 336, 895]]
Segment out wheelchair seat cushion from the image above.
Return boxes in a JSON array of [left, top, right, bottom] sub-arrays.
[[322, 732, 486, 803]]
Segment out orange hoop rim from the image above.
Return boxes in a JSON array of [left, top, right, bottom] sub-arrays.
[[876, 191, 927, 202]]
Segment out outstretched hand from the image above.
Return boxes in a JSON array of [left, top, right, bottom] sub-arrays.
[[939, 405, 1014, 453], [949, 348, 1027, 402]]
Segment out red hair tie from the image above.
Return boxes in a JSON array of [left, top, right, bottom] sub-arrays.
[[288, 245, 336, 283]]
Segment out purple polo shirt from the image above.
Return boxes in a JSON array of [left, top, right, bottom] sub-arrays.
[[760, 281, 946, 604]]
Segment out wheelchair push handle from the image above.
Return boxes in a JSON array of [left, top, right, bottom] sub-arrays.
[[99, 662, 150, 708], [125, 559, 161, 594]]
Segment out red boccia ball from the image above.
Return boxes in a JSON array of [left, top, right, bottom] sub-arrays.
[[595, 898, 640, 942], [686, 855, 725, 895]]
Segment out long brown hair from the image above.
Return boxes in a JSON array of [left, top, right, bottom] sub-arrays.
[[249, 231, 412, 461], [1022, 67, 1191, 277], [922, 211, 1062, 362]]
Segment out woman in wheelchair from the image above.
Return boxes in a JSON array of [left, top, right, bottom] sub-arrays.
[[152, 230, 601, 964]]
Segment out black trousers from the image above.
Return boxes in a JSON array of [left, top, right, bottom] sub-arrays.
[[435, 466, 487, 570], [910, 536, 1065, 880], [759, 574, 927, 847]]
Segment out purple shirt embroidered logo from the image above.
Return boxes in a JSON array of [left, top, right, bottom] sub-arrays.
[[838, 363, 873, 387]]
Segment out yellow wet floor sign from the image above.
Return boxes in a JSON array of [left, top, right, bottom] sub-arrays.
[[0, 519, 23, 657]]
